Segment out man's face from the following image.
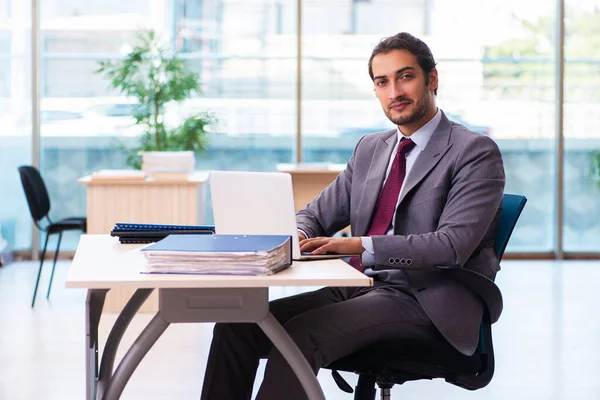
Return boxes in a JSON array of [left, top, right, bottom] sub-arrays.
[[371, 49, 438, 134]]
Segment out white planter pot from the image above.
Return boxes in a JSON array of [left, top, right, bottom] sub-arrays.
[[140, 151, 196, 173]]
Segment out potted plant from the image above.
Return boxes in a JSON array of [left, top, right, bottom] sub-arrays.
[[97, 29, 216, 169]]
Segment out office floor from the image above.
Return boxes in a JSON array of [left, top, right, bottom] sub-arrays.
[[0, 259, 599, 400]]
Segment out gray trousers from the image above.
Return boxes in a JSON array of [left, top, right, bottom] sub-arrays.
[[200, 284, 443, 400]]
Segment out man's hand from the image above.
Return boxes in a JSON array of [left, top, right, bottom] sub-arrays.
[[298, 232, 307, 242], [299, 236, 364, 255]]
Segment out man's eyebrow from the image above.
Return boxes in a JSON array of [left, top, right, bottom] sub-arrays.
[[373, 66, 416, 81]]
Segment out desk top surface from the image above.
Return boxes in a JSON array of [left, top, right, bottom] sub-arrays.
[[276, 163, 345, 174], [78, 171, 208, 185], [66, 235, 373, 289]]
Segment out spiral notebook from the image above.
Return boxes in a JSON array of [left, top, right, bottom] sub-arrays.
[[110, 222, 215, 244]]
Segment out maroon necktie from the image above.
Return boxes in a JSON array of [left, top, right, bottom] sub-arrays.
[[349, 138, 416, 271]]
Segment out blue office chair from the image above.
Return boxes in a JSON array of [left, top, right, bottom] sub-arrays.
[[18, 165, 87, 307], [325, 194, 527, 399]]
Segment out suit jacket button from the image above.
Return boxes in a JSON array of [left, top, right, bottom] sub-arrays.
[[388, 258, 394, 264], [400, 258, 407, 264], [406, 259, 413, 265], [394, 258, 401, 264]]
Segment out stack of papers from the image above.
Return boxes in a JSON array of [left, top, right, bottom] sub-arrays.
[[141, 234, 292, 275], [141, 151, 195, 173]]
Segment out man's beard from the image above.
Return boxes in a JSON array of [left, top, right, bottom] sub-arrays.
[[385, 90, 430, 126]]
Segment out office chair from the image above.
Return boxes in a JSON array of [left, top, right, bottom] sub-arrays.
[[325, 193, 527, 400], [18, 165, 87, 307]]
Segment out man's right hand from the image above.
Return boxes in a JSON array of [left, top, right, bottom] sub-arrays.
[[299, 236, 363, 255], [298, 232, 307, 241]]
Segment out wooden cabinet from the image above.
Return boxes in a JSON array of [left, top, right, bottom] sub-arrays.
[[78, 172, 208, 312]]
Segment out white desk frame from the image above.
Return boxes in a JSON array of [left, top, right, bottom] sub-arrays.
[[67, 235, 372, 400]]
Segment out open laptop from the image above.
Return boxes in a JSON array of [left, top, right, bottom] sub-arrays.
[[210, 170, 352, 261]]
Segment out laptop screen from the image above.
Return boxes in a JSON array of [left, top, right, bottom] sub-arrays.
[[209, 170, 303, 259]]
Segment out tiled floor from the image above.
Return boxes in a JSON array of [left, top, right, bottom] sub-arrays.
[[0, 258, 599, 399]]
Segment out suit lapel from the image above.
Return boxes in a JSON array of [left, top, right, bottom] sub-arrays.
[[398, 113, 454, 204], [355, 130, 397, 236]]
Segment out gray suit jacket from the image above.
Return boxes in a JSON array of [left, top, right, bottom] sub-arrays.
[[296, 111, 506, 355]]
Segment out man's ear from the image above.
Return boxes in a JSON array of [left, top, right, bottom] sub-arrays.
[[429, 68, 439, 93]]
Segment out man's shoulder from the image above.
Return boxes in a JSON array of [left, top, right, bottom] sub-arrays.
[[448, 121, 498, 152], [355, 128, 397, 147], [444, 121, 503, 172]]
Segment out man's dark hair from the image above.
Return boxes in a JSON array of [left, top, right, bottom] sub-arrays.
[[368, 32, 438, 95]]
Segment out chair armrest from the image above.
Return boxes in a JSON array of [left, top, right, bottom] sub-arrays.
[[436, 265, 503, 324], [371, 263, 503, 323]]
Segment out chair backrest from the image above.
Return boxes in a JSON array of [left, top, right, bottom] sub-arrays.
[[18, 165, 51, 222], [494, 194, 527, 261]]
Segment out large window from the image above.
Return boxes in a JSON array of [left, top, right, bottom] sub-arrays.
[[181, 0, 298, 172], [563, 0, 600, 251], [1, 0, 598, 256], [0, 1, 32, 251], [39, 0, 152, 250], [37, 0, 297, 248]]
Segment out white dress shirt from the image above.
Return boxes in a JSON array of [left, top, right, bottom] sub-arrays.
[[361, 109, 441, 266]]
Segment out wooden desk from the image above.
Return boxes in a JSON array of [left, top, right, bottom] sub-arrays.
[[78, 171, 208, 313], [277, 164, 350, 234], [78, 171, 208, 234], [66, 235, 372, 400]]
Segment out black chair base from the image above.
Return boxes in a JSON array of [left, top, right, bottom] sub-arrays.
[[326, 332, 490, 400]]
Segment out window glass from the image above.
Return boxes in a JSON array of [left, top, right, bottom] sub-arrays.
[[301, 0, 556, 251], [0, 0, 32, 250]]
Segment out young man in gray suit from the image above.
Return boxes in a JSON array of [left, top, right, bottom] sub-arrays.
[[201, 32, 505, 399]]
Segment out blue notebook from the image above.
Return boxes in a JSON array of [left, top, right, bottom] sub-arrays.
[[141, 234, 293, 275], [142, 234, 291, 254]]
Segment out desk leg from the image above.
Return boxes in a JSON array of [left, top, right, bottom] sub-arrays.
[[91, 288, 325, 400], [257, 312, 326, 400], [101, 313, 170, 400], [86, 289, 108, 400], [97, 289, 154, 399]]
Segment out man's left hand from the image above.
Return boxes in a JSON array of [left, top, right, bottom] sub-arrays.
[[299, 237, 364, 255]]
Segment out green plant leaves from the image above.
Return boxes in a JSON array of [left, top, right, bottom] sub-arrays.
[[96, 29, 216, 168]]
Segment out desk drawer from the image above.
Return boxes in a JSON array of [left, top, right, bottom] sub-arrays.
[[159, 288, 269, 323]]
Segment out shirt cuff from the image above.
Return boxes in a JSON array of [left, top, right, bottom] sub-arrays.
[[360, 236, 375, 266], [297, 229, 309, 239]]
